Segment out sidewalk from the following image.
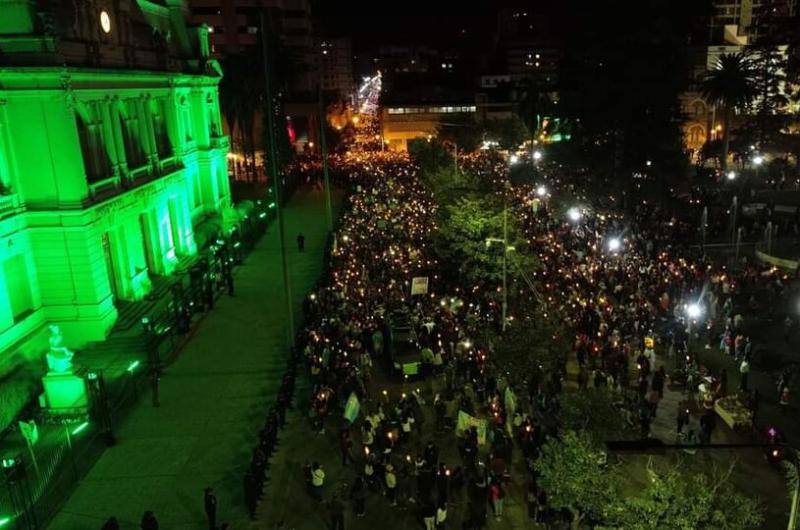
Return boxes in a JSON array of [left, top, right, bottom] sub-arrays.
[[46, 187, 341, 530]]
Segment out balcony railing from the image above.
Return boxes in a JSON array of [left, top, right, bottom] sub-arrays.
[[210, 135, 229, 150], [158, 156, 183, 174], [0, 193, 19, 218], [88, 176, 121, 201]]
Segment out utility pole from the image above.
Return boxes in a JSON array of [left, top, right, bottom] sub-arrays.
[[502, 190, 508, 332], [317, 86, 333, 232], [486, 183, 513, 333], [260, 10, 294, 343]]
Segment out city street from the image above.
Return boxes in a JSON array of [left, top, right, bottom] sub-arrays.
[[47, 188, 341, 530]]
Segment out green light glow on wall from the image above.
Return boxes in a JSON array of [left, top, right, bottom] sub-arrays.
[[0, 516, 11, 526], [71, 421, 89, 436], [126, 360, 140, 372], [0, 66, 231, 356]]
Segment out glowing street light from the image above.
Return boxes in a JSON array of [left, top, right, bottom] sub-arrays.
[[752, 155, 764, 166], [726, 170, 736, 181], [536, 185, 547, 197], [607, 237, 622, 253], [509, 154, 519, 164], [646, 160, 652, 167], [567, 207, 582, 222], [686, 303, 703, 320], [532, 150, 543, 161]]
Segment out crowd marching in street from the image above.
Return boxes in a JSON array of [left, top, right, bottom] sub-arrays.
[[264, 150, 798, 529]]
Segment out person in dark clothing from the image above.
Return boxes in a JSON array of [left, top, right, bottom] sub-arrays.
[[204, 487, 217, 530], [328, 494, 345, 530], [297, 233, 306, 252], [700, 410, 716, 444], [244, 470, 258, 519], [751, 389, 760, 425], [140, 511, 158, 530], [101, 517, 120, 530], [424, 441, 439, 468], [224, 268, 234, 296], [422, 501, 437, 530], [652, 367, 666, 398], [340, 428, 354, 466], [351, 476, 366, 517], [677, 403, 690, 435]]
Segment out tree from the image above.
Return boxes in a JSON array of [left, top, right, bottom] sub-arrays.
[[747, 46, 790, 149], [435, 196, 508, 285], [220, 53, 266, 181], [494, 314, 565, 376], [701, 53, 757, 171], [408, 138, 454, 174], [437, 114, 483, 153], [560, 389, 633, 442], [557, 0, 705, 183], [435, 196, 534, 286], [484, 115, 530, 151], [534, 430, 617, 529], [607, 461, 763, 530]]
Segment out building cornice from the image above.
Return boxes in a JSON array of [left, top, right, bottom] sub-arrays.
[[0, 67, 222, 92]]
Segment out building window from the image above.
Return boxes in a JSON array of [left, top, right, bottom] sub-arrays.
[[182, 107, 193, 142], [119, 101, 146, 169], [75, 113, 111, 183], [192, 171, 202, 208], [150, 99, 172, 158]]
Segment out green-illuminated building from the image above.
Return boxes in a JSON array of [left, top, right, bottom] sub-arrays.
[[0, 0, 230, 354]]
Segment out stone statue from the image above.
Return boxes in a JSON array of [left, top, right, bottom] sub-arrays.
[[46, 325, 75, 374]]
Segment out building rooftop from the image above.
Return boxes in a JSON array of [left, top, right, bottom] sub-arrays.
[[0, 0, 213, 75]]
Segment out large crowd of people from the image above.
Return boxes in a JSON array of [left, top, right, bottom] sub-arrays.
[[255, 149, 798, 529]]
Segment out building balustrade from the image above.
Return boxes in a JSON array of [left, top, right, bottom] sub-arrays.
[[0, 193, 19, 218], [209, 134, 229, 150], [88, 176, 121, 201]]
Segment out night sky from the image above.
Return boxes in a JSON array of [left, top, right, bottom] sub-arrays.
[[310, 1, 504, 49]]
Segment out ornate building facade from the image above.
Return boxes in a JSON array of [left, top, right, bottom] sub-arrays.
[[0, 0, 230, 354]]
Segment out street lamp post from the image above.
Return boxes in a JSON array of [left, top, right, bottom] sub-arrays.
[[317, 86, 333, 232], [487, 185, 514, 332], [260, 10, 294, 343]]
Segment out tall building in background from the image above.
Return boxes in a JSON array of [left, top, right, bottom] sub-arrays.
[[494, 8, 560, 87], [709, 0, 796, 44], [0, 0, 230, 353], [188, 0, 316, 96], [682, 0, 797, 155], [318, 37, 354, 102]]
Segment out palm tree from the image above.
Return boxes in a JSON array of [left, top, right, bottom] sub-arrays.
[[700, 52, 757, 171], [219, 54, 264, 181]]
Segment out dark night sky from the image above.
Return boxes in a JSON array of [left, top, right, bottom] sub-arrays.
[[309, 1, 507, 50]]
